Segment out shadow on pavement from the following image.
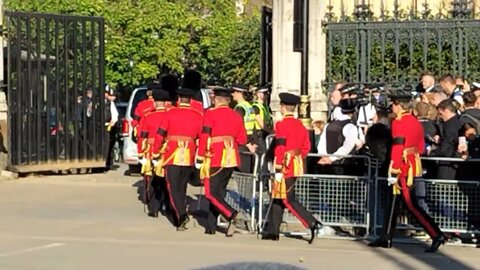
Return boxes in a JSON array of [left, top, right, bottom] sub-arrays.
[[360, 238, 475, 270]]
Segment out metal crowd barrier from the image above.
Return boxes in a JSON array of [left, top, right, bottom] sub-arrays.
[[258, 153, 373, 237], [221, 152, 260, 232], [373, 157, 480, 238]]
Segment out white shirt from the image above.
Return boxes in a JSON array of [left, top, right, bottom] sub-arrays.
[[357, 103, 377, 128], [110, 102, 119, 125], [317, 116, 359, 162], [331, 106, 345, 121]]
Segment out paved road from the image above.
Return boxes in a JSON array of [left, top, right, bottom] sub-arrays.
[[0, 165, 478, 270]]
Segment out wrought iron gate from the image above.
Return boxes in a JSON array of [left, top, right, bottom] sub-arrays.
[[6, 11, 107, 173], [323, 1, 480, 87], [260, 6, 272, 87]]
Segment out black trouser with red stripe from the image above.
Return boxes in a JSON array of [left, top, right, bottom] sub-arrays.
[[266, 177, 316, 235], [165, 165, 192, 226], [204, 167, 237, 231], [380, 178, 442, 240], [147, 176, 169, 214]]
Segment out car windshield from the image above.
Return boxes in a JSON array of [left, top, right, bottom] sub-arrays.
[[130, 89, 147, 118]]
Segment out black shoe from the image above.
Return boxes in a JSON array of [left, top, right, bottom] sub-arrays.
[[261, 234, 279, 241], [177, 216, 190, 231], [425, 235, 445, 253], [368, 238, 392, 248], [226, 212, 238, 237], [205, 229, 216, 235], [147, 211, 158, 218], [308, 221, 322, 245]]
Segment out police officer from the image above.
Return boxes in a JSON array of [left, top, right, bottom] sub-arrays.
[[369, 91, 444, 253], [131, 83, 156, 141], [232, 84, 257, 172], [152, 87, 203, 231], [136, 89, 171, 217], [317, 98, 359, 175], [252, 86, 274, 154], [262, 93, 322, 244], [196, 87, 248, 236]]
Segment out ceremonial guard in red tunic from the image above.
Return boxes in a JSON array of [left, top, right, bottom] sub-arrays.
[[136, 89, 170, 217], [152, 88, 203, 231], [196, 87, 247, 236], [369, 91, 444, 253], [262, 93, 321, 244]]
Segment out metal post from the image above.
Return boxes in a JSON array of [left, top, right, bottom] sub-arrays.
[[298, 0, 311, 129]]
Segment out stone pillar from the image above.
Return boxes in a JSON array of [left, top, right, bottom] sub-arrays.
[[271, 0, 328, 122]]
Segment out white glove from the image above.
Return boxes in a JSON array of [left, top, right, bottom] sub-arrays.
[[139, 158, 147, 166], [195, 158, 203, 170], [274, 173, 283, 182], [387, 176, 398, 186], [152, 160, 158, 167]]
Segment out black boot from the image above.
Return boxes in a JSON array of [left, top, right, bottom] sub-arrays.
[[261, 234, 280, 241], [226, 211, 238, 237], [308, 221, 322, 245], [177, 215, 190, 231], [368, 238, 392, 248], [425, 235, 445, 253], [205, 229, 216, 235]]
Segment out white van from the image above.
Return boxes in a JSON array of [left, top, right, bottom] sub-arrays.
[[122, 87, 211, 174]]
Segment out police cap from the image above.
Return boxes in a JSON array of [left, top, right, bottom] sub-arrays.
[[471, 82, 480, 91], [231, 84, 249, 92], [339, 98, 358, 114], [279, 92, 300, 105], [339, 83, 360, 94]]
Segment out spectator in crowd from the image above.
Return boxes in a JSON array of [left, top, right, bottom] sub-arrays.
[[458, 123, 480, 160], [439, 74, 464, 107], [317, 98, 358, 174], [421, 72, 436, 93], [421, 92, 436, 105], [415, 102, 440, 155], [432, 91, 448, 107], [431, 99, 463, 179], [462, 92, 480, 119], [456, 76, 470, 93]]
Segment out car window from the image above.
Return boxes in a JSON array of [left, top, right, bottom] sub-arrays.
[[130, 89, 147, 118]]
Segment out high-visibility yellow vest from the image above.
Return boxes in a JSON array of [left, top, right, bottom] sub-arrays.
[[253, 102, 273, 130], [235, 101, 256, 135]]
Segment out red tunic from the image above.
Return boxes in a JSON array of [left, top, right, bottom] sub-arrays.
[[153, 104, 203, 166], [131, 97, 155, 129], [389, 112, 424, 187], [136, 109, 167, 158], [274, 114, 310, 178], [197, 104, 247, 168], [190, 99, 204, 116]]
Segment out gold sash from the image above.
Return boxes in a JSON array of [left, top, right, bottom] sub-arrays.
[[221, 140, 237, 168]]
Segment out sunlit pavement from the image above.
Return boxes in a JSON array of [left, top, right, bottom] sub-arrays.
[[0, 164, 478, 270]]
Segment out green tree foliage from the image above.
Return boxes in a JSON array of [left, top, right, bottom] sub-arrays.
[[5, 0, 262, 88]]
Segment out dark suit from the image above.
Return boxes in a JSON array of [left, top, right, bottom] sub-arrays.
[[432, 116, 463, 180]]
